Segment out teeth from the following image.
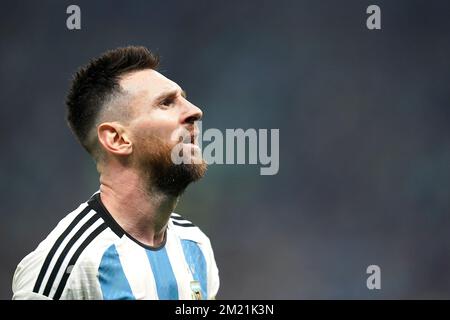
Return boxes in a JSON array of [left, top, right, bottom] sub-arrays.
[[182, 133, 196, 144], [180, 129, 197, 144]]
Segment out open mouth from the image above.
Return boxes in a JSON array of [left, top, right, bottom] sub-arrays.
[[183, 131, 198, 145]]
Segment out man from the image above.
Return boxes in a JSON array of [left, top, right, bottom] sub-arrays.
[[12, 46, 219, 300]]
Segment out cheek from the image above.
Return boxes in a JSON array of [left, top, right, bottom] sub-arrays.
[[131, 112, 180, 143]]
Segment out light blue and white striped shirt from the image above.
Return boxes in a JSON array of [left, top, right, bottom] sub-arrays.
[[12, 192, 219, 300]]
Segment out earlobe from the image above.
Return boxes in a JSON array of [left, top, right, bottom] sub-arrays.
[[97, 122, 132, 156]]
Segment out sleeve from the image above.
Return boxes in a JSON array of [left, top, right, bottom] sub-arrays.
[[12, 249, 51, 300], [206, 238, 220, 300]]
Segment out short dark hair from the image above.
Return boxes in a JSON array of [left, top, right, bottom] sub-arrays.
[[66, 46, 159, 156]]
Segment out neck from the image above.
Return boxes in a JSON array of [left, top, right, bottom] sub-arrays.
[[99, 162, 179, 248]]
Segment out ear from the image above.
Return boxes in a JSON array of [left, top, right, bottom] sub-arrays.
[[97, 122, 133, 156]]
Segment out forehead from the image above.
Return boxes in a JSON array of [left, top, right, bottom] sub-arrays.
[[119, 69, 180, 99]]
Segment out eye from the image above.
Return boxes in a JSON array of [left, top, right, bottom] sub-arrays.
[[161, 97, 175, 107]]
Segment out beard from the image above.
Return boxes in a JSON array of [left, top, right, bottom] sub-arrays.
[[132, 134, 207, 197]]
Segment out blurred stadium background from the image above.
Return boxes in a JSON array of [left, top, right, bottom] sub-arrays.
[[0, 0, 449, 299]]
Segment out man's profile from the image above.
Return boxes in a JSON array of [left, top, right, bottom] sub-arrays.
[[12, 46, 219, 300]]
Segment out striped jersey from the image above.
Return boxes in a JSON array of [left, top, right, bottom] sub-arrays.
[[12, 192, 219, 300]]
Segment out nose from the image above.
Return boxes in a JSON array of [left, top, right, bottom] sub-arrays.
[[181, 99, 203, 125]]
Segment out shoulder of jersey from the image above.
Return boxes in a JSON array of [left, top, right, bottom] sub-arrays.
[[14, 200, 115, 300], [169, 213, 211, 245]]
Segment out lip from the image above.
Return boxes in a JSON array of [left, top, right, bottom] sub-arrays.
[[191, 129, 199, 143], [182, 130, 198, 144]]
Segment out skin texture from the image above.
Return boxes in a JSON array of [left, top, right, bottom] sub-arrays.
[[96, 69, 205, 248]]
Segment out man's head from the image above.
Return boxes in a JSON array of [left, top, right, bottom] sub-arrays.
[[66, 46, 206, 196]]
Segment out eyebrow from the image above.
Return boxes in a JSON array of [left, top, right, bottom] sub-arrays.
[[154, 88, 187, 103]]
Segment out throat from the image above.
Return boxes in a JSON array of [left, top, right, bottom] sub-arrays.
[[98, 181, 179, 249]]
